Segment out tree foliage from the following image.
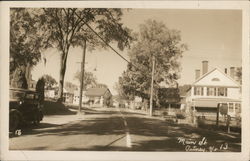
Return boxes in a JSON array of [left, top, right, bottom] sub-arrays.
[[42, 74, 57, 89], [117, 20, 187, 106], [64, 81, 78, 93], [74, 71, 97, 89], [37, 8, 133, 101], [96, 83, 108, 89], [10, 66, 28, 89], [158, 88, 180, 106], [10, 8, 46, 87]]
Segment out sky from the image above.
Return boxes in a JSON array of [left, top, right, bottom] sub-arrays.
[[32, 9, 242, 95]]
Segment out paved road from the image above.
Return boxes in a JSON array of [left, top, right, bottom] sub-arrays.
[[9, 107, 241, 151]]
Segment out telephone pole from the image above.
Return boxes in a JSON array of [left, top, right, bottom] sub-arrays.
[[149, 56, 155, 116], [78, 39, 87, 115]]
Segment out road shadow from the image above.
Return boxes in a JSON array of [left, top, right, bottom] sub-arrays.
[[9, 122, 60, 138], [124, 116, 241, 152], [10, 110, 241, 152], [21, 116, 125, 137], [43, 101, 77, 115]]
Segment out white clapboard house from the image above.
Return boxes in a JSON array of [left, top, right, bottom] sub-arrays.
[[185, 61, 241, 116]]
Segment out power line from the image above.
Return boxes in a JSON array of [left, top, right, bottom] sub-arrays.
[[71, 9, 139, 70]]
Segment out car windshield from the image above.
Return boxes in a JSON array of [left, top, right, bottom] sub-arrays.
[[10, 90, 25, 99], [25, 93, 35, 99]]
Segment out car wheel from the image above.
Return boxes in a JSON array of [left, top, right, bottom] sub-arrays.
[[39, 111, 44, 121], [9, 110, 20, 133]]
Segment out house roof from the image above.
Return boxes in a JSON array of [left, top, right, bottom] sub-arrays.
[[85, 87, 111, 97], [192, 68, 240, 87]]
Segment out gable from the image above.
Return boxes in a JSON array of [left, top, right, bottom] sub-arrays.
[[194, 68, 239, 87]]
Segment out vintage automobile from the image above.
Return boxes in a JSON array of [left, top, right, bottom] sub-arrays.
[[9, 88, 44, 132]]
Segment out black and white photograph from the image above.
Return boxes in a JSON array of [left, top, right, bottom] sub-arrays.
[[0, 1, 249, 161]]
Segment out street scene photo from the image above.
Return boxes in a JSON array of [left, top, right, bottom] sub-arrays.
[[9, 8, 242, 152]]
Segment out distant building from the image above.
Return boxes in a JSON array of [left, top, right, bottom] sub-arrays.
[[85, 87, 112, 107], [73, 87, 112, 107], [44, 89, 56, 98], [73, 90, 88, 105], [29, 80, 37, 89], [48, 86, 75, 103], [63, 87, 75, 103], [185, 61, 241, 116]]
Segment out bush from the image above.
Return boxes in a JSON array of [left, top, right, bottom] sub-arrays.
[[162, 111, 168, 116], [176, 110, 186, 119], [197, 116, 206, 127]]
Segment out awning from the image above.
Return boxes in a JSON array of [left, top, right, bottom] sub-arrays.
[[192, 98, 241, 108]]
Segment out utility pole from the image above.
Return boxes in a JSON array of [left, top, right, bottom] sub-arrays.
[[78, 39, 87, 115], [149, 56, 155, 116]]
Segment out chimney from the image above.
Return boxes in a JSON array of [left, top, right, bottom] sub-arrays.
[[224, 68, 227, 74], [195, 69, 200, 80], [230, 67, 235, 79], [202, 60, 208, 75]]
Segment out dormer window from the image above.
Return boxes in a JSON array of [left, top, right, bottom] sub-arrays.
[[212, 78, 220, 81]]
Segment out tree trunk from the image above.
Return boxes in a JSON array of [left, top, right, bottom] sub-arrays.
[[58, 52, 68, 102]]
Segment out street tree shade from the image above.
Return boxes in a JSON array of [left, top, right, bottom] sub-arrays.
[[117, 19, 187, 109], [37, 8, 133, 102]]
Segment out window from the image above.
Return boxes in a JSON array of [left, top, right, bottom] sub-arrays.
[[10, 91, 25, 99], [207, 87, 227, 97], [229, 103, 234, 112], [194, 87, 203, 96], [207, 87, 216, 96], [218, 87, 227, 97], [25, 93, 34, 99], [235, 103, 241, 113]]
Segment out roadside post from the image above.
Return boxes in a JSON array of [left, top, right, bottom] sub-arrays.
[[216, 103, 220, 128], [226, 114, 231, 133], [149, 56, 155, 116]]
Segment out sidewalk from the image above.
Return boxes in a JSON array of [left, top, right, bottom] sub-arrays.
[[42, 113, 84, 125], [41, 106, 116, 126]]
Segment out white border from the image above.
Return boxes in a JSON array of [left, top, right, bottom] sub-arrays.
[[0, 1, 249, 161]]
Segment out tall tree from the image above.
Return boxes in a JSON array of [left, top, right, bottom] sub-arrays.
[[10, 8, 46, 87], [42, 74, 57, 89], [117, 19, 187, 107], [38, 8, 132, 101], [74, 71, 97, 89]]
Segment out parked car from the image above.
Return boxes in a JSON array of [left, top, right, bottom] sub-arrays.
[[9, 88, 44, 132]]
